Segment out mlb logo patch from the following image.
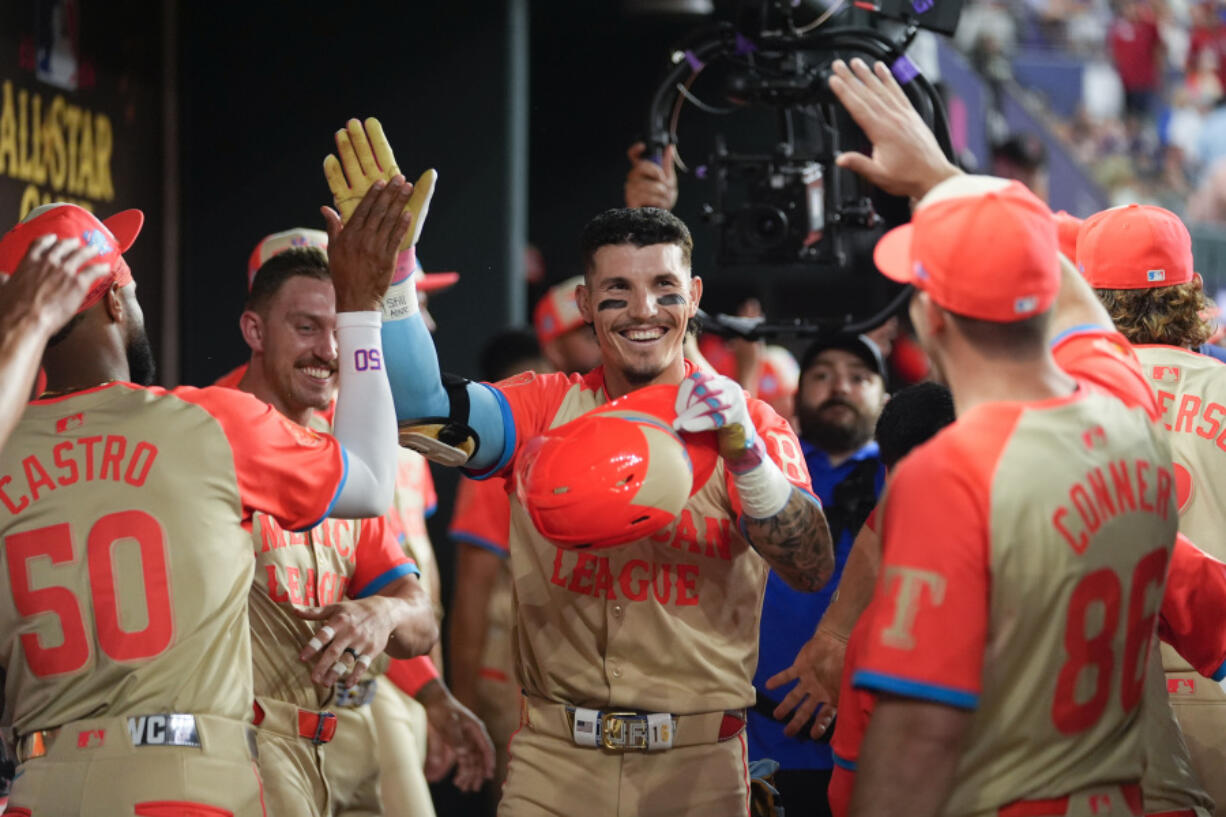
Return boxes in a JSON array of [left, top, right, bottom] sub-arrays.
[[1013, 295, 1038, 314], [1146, 269, 1166, 283], [76, 729, 106, 749], [56, 413, 85, 433], [1167, 678, 1196, 695], [1153, 366, 1180, 383]]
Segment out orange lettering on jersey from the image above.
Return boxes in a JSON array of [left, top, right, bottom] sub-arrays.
[[52, 440, 78, 486], [0, 475, 28, 514], [265, 564, 289, 603], [671, 510, 699, 555], [125, 442, 156, 486], [652, 564, 672, 604], [1054, 459, 1173, 553], [619, 559, 650, 601], [100, 435, 125, 480], [1200, 402, 1226, 441], [304, 568, 318, 606], [22, 455, 54, 501], [880, 566, 946, 650], [1175, 394, 1203, 434], [1156, 390, 1175, 430], [78, 435, 101, 479], [676, 564, 699, 606], [591, 556, 616, 599], [568, 552, 597, 594], [286, 566, 304, 604], [550, 547, 567, 587]]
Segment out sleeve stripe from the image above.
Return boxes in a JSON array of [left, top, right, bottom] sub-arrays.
[[296, 446, 350, 532], [353, 561, 420, 599], [450, 531, 510, 558], [1050, 323, 1104, 349], [465, 384, 517, 481], [1213, 659, 1226, 683], [852, 670, 979, 710], [424, 501, 438, 520], [832, 752, 858, 771]]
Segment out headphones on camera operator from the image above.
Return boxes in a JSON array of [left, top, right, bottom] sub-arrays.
[[642, 0, 963, 343]]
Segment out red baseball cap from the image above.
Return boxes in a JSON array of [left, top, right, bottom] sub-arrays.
[[413, 255, 459, 294], [873, 176, 1060, 322], [534, 275, 586, 346], [0, 203, 143, 314], [1076, 204, 1193, 290], [247, 227, 329, 290], [1053, 210, 1083, 263]]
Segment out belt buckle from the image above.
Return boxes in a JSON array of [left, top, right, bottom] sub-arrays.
[[600, 711, 647, 751], [312, 711, 336, 744]]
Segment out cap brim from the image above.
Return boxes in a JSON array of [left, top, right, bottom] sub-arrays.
[[418, 271, 459, 293], [873, 223, 915, 284], [103, 209, 144, 253]]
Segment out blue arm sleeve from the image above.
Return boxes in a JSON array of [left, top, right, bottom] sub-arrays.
[[381, 312, 509, 472]]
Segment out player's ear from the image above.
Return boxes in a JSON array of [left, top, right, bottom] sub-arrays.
[[576, 280, 593, 323], [688, 275, 703, 317], [239, 310, 265, 353], [102, 282, 124, 324]]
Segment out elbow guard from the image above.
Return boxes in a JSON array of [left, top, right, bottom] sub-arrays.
[[398, 372, 481, 466]]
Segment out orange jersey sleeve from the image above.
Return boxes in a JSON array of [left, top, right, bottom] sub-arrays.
[[349, 513, 419, 599], [449, 475, 511, 556], [724, 397, 816, 516], [1052, 327, 1161, 419], [830, 606, 876, 817], [1159, 533, 1226, 681], [466, 370, 588, 480], [853, 429, 993, 709], [170, 385, 345, 531]]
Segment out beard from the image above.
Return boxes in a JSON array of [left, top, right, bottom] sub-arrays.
[[126, 329, 157, 387], [798, 397, 875, 454]]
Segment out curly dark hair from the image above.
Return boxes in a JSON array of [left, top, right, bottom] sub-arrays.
[[579, 207, 693, 277], [1095, 281, 1214, 348]]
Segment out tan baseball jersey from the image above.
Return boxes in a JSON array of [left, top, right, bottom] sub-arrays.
[[854, 328, 1180, 817], [248, 413, 418, 710], [0, 382, 348, 736], [477, 361, 813, 715]]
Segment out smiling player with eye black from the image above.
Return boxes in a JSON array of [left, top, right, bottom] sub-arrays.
[[372, 184, 834, 814]]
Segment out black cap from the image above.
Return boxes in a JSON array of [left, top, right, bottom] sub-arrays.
[[800, 334, 886, 378]]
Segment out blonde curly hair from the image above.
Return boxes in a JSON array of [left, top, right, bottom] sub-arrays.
[[1095, 281, 1215, 349]]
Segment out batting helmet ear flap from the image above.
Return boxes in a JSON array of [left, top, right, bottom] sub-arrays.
[[513, 384, 721, 550]]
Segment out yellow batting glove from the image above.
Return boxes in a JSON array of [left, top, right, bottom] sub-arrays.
[[323, 117, 436, 249]]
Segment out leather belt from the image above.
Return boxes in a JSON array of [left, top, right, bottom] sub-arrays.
[[17, 712, 204, 764], [334, 678, 377, 708], [252, 700, 338, 744], [523, 696, 745, 752]]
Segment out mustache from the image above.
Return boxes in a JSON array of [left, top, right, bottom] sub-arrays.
[[818, 397, 859, 414], [295, 358, 338, 374]]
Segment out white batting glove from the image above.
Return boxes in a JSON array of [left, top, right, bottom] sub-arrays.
[[674, 372, 793, 517]]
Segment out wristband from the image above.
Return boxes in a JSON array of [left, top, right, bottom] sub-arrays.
[[733, 454, 793, 519], [381, 275, 419, 323], [386, 655, 440, 697]]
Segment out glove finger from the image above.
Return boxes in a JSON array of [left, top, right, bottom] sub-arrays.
[[349, 118, 382, 180], [365, 117, 401, 176], [323, 154, 350, 197], [675, 373, 699, 414], [404, 168, 437, 248], [336, 128, 365, 192], [676, 412, 719, 434]]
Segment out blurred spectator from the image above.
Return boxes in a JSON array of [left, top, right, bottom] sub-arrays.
[[1109, 0, 1166, 118], [532, 276, 602, 374], [1188, 1, 1226, 92]]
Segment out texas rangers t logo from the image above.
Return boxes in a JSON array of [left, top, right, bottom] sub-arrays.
[[880, 566, 946, 650]]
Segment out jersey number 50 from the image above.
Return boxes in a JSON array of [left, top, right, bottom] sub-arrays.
[[1052, 547, 1167, 734], [5, 510, 174, 677]]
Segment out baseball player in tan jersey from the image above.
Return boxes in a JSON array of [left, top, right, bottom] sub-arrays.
[[230, 208, 448, 815], [373, 184, 834, 813], [0, 191, 410, 815], [813, 59, 1183, 817], [1080, 204, 1226, 817]]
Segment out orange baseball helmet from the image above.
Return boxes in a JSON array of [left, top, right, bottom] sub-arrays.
[[514, 385, 719, 549]]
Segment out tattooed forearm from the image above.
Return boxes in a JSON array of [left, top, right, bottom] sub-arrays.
[[743, 487, 834, 592]]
